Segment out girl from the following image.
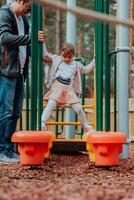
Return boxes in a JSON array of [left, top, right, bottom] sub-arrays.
[[42, 42, 95, 132]]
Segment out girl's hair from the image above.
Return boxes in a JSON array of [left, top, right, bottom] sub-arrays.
[[60, 43, 75, 57]]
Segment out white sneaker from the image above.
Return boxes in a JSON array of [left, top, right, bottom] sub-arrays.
[[83, 125, 95, 133], [41, 121, 47, 131]]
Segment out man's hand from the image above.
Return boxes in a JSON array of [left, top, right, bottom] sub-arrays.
[[38, 31, 45, 43]]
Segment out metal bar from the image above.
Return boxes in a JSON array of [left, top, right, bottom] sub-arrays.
[[37, 5, 43, 130], [60, 108, 65, 134], [26, 69, 29, 130], [109, 47, 134, 57], [65, 0, 76, 139], [46, 122, 95, 126], [20, 115, 22, 130], [44, 105, 95, 109], [55, 107, 59, 138], [30, 2, 38, 130], [36, 0, 134, 28], [116, 0, 129, 159], [104, 0, 110, 131], [74, 57, 86, 137], [56, 108, 65, 137], [109, 47, 134, 132], [109, 52, 117, 132], [95, 0, 103, 131], [114, 54, 117, 131], [81, 58, 86, 105]]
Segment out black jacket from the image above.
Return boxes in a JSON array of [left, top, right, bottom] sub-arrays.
[[0, 5, 30, 78]]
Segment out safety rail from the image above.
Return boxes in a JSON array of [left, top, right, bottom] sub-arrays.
[[109, 47, 134, 131], [45, 103, 96, 138], [46, 122, 95, 126], [44, 105, 96, 109]]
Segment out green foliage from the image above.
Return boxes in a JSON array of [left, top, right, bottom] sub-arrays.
[[0, 0, 5, 6]]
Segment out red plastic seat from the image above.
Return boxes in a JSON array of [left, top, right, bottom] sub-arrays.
[[87, 132, 127, 166], [12, 131, 53, 166]]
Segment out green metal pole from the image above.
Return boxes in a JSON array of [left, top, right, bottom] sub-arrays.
[[95, 0, 98, 131], [20, 115, 22, 130], [114, 54, 117, 131], [55, 108, 59, 138], [81, 58, 86, 105], [37, 5, 43, 130], [109, 51, 117, 132], [95, 0, 104, 131], [26, 69, 29, 130], [74, 57, 86, 137], [104, 0, 110, 131], [30, 1, 38, 130], [81, 58, 86, 136]]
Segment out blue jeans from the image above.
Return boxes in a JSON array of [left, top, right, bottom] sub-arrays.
[[0, 75, 24, 152]]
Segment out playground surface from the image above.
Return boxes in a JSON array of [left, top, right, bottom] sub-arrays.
[[0, 144, 134, 200]]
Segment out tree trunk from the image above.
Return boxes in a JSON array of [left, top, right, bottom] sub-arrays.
[[55, 10, 63, 54]]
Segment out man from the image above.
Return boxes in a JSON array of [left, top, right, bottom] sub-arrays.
[[0, 0, 44, 163]]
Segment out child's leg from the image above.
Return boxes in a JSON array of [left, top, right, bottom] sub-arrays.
[[71, 103, 94, 132], [41, 99, 57, 130]]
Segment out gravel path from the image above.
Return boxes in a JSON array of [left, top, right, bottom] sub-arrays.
[[0, 144, 134, 200]]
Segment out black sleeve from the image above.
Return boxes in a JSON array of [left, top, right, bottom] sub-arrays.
[[27, 44, 31, 57], [0, 9, 31, 46]]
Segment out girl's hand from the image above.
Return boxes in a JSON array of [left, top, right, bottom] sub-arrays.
[[43, 56, 52, 64], [38, 31, 45, 43]]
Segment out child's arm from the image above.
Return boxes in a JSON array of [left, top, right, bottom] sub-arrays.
[[80, 58, 95, 74], [43, 42, 57, 62], [43, 42, 52, 57]]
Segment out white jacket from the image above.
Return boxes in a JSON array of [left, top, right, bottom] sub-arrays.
[[43, 44, 95, 95]]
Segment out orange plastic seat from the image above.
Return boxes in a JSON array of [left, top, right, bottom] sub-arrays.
[[44, 132, 56, 158], [12, 131, 54, 166], [82, 132, 95, 162], [87, 132, 127, 166]]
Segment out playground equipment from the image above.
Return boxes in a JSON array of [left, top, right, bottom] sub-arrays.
[[116, 0, 129, 158], [16, 0, 132, 158], [82, 132, 95, 162], [65, 0, 76, 140], [109, 47, 134, 132], [85, 132, 127, 166], [12, 131, 54, 166]]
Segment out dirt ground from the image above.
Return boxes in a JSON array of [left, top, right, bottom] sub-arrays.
[[0, 144, 134, 200]]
